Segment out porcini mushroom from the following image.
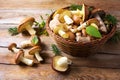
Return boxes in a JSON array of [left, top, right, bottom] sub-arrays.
[[8, 43, 23, 53], [28, 46, 43, 62], [17, 17, 36, 35], [52, 56, 72, 72], [20, 35, 41, 48], [15, 50, 34, 66]]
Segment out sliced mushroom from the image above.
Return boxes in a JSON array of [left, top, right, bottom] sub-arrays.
[[95, 14, 107, 33], [15, 50, 34, 66], [8, 43, 23, 53], [29, 46, 43, 62], [17, 17, 36, 36], [20, 35, 41, 48], [49, 14, 61, 30], [64, 15, 73, 25], [52, 56, 72, 72]]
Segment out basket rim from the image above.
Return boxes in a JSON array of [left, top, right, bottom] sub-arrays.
[[46, 6, 117, 46]]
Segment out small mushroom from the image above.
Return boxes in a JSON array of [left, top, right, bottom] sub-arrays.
[[52, 56, 72, 72], [67, 31, 75, 41], [8, 43, 23, 53], [20, 35, 41, 48], [77, 22, 87, 31], [29, 46, 43, 62], [76, 32, 91, 42], [72, 14, 82, 25], [82, 28, 87, 37], [15, 50, 34, 66], [87, 18, 100, 26], [17, 17, 36, 36]]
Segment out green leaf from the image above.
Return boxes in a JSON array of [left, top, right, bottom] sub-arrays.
[[8, 27, 19, 36], [104, 14, 117, 25], [31, 35, 39, 45], [86, 26, 102, 38], [51, 44, 60, 55], [69, 4, 82, 10]]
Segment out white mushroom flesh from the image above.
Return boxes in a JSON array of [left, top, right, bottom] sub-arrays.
[[20, 56, 33, 66], [95, 14, 107, 33], [57, 57, 68, 67], [35, 52, 43, 62], [64, 15, 73, 25], [58, 30, 69, 38], [12, 47, 20, 53], [77, 22, 87, 31], [49, 14, 61, 30], [20, 40, 31, 48]]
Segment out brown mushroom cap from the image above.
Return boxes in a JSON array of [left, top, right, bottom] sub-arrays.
[[90, 8, 105, 18], [29, 46, 41, 55], [52, 56, 68, 72], [87, 18, 100, 26], [17, 17, 35, 33], [15, 50, 24, 64], [8, 43, 17, 51]]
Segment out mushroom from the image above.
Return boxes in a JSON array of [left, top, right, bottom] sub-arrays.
[[77, 22, 87, 31], [29, 46, 43, 62], [90, 9, 107, 33], [82, 28, 87, 37], [64, 15, 73, 25], [52, 56, 72, 72], [72, 14, 82, 25], [20, 35, 41, 48], [66, 31, 75, 41], [15, 50, 34, 66], [8, 43, 23, 53], [76, 32, 91, 42], [17, 17, 36, 36], [49, 14, 61, 30]]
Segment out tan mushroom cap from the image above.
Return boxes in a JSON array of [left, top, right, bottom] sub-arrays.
[[15, 50, 24, 64], [8, 43, 17, 51], [17, 17, 35, 33], [52, 56, 68, 72], [29, 46, 41, 55], [87, 18, 100, 26]]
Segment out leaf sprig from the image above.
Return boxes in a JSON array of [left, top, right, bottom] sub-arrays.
[[69, 4, 82, 10], [31, 35, 39, 45], [51, 44, 60, 55], [8, 27, 19, 36]]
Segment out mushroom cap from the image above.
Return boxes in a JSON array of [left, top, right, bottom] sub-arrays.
[[90, 8, 106, 18], [29, 46, 41, 55], [8, 43, 17, 51], [15, 50, 24, 64], [87, 18, 100, 26], [82, 4, 89, 22], [17, 17, 35, 33], [52, 56, 68, 72]]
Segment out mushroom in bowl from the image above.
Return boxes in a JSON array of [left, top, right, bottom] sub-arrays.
[[46, 4, 117, 57]]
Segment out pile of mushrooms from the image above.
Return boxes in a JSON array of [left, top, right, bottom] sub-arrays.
[[49, 4, 108, 43], [8, 17, 43, 66]]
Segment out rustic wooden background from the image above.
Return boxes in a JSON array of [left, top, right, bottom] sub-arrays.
[[0, 0, 120, 80]]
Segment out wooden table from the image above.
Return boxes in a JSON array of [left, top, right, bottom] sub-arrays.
[[0, 0, 120, 80]]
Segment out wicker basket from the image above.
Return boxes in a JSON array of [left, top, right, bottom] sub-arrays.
[[46, 7, 116, 57]]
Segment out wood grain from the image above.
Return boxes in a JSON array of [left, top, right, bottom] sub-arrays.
[[0, 0, 120, 80]]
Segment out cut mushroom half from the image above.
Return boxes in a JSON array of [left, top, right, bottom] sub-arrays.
[[52, 56, 72, 72], [17, 17, 36, 36], [29, 46, 43, 62], [15, 50, 34, 66], [20, 35, 41, 48], [8, 43, 23, 53]]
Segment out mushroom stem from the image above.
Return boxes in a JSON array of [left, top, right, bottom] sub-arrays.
[[12, 47, 20, 53], [95, 14, 107, 33], [26, 24, 36, 35], [20, 40, 31, 48], [35, 52, 43, 62], [20, 56, 33, 66]]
